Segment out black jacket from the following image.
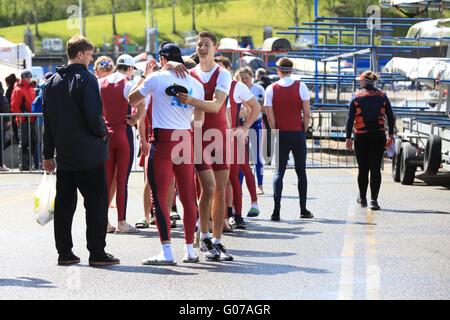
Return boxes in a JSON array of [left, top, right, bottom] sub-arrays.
[[43, 64, 108, 171], [256, 76, 272, 90]]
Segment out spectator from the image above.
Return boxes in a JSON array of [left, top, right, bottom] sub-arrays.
[[5, 74, 18, 145], [255, 68, 271, 89], [10, 70, 37, 171], [31, 72, 53, 170], [0, 82, 10, 171], [43, 35, 119, 267]]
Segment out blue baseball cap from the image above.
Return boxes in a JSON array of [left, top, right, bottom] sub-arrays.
[[159, 42, 184, 64]]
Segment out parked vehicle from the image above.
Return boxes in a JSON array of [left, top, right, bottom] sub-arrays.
[[42, 38, 63, 53]]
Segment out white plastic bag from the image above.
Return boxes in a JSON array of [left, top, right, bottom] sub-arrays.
[[33, 172, 56, 226], [386, 138, 396, 159]]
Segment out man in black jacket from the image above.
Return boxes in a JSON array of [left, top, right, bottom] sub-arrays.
[[43, 35, 119, 267]]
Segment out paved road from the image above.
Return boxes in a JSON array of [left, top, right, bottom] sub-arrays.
[[0, 165, 449, 300]]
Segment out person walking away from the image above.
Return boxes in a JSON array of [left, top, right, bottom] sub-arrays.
[[10, 70, 36, 171], [346, 71, 395, 211], [265, 58, 314, 221], [42, 35, 119, 267]]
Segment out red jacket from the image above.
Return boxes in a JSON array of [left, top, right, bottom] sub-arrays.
[[11, 80, 36, 124]]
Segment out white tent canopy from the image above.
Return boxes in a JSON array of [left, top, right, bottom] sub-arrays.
[[0, 36, 33, 69], [0, 36, 33, 86]]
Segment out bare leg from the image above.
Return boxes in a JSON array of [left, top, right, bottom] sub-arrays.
[[197, 170, 216, 234], [212, 169, 230, 240]]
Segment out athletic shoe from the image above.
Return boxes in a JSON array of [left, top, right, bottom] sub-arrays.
[[271, 207, 280, 221], [200, 238, 220, 261], [228, 216, 236, 228], [247, 207, 260, 218], [58, 252, 80, 266], [300, 210, 314, 219], [170, 211, 181, 221], [370, 200, 381, 211], [223, 220, 233, 233], [89, 253, 120, 267], [214, 243, 234, 261], [183, 253, 200, 263], [234, 216, 247, 229], [0, 165, 10, 172], [357, 197, 368, 208]]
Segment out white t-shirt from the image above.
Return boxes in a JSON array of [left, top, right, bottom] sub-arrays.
[[138, 70, 205, 130], [227, 81, 254, 108], [250, 83, 265, 120], [264, 77, 310, 108], [192, 64, 232, 95]]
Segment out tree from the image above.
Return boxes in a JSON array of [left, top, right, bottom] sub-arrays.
[[257, 0, 307, 28], [179, 0, 228, 32], [112, 0, 118, 35], [171, 0, 176, 34]]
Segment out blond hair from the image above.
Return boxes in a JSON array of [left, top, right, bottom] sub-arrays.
[[94, 56, 115, 73]]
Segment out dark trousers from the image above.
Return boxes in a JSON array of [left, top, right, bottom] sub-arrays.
[[273, 131, 308, 211], [19, 122, 36, 170], [0, 121, 4, 166], [354, 133, 386, 201], [262, 114, 273, 163], [54, 163, 108, 257]]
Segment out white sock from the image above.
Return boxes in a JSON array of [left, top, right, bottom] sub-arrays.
[[201, 232, 212, 240], [161, 244, 173, 261], [212, 238, 221, 245], [251, 203, 259, 209], [185, 244, 195, 257]]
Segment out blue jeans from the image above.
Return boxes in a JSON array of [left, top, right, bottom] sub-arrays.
[[240, 118, 264, 186]]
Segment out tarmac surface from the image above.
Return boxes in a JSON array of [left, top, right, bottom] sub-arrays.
[[0, 165, 449, 300]]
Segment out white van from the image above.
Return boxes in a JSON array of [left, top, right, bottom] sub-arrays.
[[42, 38, 63, 53]]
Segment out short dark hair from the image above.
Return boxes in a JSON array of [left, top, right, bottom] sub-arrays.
[[117, 65, 131, 72], [67, 35, 94, 60], [214, 56, 231, 70], [197, 31, 217, 45], [239, 66, 254, 78], [276, 57, 294, 74], [5, 73, 17, 88]]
